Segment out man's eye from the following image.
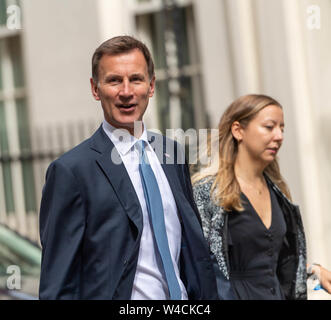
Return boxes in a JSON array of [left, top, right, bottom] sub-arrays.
[[132, 77, 142, 82], [107, 78, 120, 83], [265, 126, 273, 130]]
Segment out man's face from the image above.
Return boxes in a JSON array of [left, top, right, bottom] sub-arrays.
[[90, 49, 155, 134]]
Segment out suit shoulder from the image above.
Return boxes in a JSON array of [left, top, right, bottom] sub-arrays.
[[147, 130, 181, 146], [49, 136, 93, 170], [147, 130, 185, 161]]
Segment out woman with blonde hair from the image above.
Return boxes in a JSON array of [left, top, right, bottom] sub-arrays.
[[192, 94, 331, 300]]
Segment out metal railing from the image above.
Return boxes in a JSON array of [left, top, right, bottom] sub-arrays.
[[0, 120, 100, 243]]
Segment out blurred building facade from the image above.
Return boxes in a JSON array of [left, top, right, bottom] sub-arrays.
[[0, 0, 330, 277]]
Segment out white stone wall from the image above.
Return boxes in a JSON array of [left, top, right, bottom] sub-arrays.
[[21, 0, 103, 129]]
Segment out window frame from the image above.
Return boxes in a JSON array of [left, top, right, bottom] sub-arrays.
[[129, 0, 208, 132]]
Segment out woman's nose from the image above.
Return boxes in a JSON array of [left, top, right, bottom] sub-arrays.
[[274, 127, 284, 141]]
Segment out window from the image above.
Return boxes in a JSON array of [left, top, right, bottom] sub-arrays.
[[133, 0, 208, 133], [0, 0, 36, 235]]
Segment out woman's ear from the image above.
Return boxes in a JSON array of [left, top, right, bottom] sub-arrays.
[[231, 121, 243, 142]]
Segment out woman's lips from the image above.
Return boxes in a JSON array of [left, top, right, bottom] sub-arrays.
[[267, 148, 278, 154]]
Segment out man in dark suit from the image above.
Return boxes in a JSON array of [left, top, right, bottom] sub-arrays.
[[39, 36, 218, 300]]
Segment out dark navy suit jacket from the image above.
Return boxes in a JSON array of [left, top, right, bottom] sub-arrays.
[[39, 125, 218, 299]]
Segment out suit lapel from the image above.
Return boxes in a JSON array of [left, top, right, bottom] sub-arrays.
[[151, 134, 189, 219], [90, 126, 143, 233], [161, 163, 184, 205], [146, 132, 183, 201], [153, 135, 203, 237]]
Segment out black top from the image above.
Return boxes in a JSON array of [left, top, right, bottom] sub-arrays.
[[228, 181, 287, 300]]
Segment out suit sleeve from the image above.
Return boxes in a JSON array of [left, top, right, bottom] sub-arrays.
[[39, 160, 86, 299], [174, 141, 203, 226]]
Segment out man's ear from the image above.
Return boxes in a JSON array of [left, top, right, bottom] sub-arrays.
[[90, 78, 100, 101], [149, 76, 156, 98], [231, 121, 243, 142]]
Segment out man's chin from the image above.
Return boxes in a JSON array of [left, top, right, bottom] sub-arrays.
[[106, 118, 144, 136]]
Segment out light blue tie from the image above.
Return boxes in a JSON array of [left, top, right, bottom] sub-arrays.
[[136, 140, 182, 300]]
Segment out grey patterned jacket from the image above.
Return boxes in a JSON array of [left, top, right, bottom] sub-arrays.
[[192, 175, 307, 300]]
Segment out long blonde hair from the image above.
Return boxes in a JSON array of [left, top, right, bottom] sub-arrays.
[[192, 94, 291, 211]]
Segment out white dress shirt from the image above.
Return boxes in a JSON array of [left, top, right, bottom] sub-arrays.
[[102, 120, 188, 300]]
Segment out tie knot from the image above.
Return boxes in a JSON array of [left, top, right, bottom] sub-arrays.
[[136, 139, 145, 149], [136, 140, 147, 163], [136, 139, 144, 152]]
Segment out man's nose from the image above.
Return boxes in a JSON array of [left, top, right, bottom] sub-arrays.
[[119, 80, 133, 99]]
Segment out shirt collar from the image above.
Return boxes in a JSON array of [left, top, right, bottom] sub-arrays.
[[102, 120, 149, 156]]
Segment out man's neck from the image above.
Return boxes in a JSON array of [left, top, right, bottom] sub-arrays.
[[105, 120, 145, 138]]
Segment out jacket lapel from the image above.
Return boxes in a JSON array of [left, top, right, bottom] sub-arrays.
[[151, 134, 201, 230], [147, 132, 185, 208], [90, 126, 143, 233]]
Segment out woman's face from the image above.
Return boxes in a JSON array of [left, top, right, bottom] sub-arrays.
[[237, 105, 284, 165]]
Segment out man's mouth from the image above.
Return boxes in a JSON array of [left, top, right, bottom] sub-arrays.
[[117, 104, 137, 111]]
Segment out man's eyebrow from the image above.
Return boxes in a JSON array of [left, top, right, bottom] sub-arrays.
[[104, 73, 121, 79], [130, 73, 145, 78], [102, 74, 122, 82]]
